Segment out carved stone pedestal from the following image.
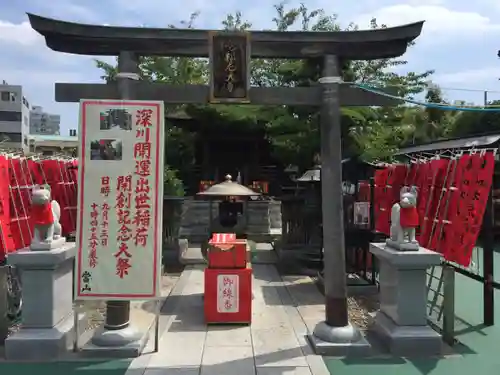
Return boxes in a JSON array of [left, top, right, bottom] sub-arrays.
[[5, 243, 79, 360], [369, 242, 442, 356]]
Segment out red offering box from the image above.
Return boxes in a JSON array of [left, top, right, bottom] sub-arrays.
[[204, 267, 252, 324], [208, 237, 247, 269]]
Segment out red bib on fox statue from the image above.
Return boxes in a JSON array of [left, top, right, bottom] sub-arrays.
[[31, 202, 54, 226], [399, 206, 419, 228]]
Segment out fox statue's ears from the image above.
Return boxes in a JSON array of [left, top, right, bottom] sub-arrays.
[[409, 185, 418, 198], [400, 186, 410, 195], [31, 184, 51, 194], [400, 185, 418, 198]]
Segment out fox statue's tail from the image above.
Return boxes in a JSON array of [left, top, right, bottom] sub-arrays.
[[51, 200, 61, 221]]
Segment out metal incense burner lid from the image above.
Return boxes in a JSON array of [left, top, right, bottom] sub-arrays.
[[197, 174, 261, 197], [297, 164, 321, 182]]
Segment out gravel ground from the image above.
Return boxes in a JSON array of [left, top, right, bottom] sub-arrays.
[[75, 300, 107, 331], [314, 273, 380, 330], [347, 294, 380, 330]]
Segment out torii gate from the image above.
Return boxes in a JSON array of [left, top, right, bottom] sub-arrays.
[[28, 13, 423, 355]]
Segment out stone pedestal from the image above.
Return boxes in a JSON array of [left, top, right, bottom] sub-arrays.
[[369, 242, 442, 356], [5, 243, 77, 360]]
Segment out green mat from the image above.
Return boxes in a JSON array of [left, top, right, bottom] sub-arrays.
[[324, 273, 500, 375], [0, 360, 132, 375]]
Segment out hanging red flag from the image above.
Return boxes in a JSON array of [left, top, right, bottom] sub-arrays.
[[446, 152, 494, 266], [429, 158, 458, 252], [421, 159, 450, 249], [414, 162, 433, 244], [374, 168, 391, 235]]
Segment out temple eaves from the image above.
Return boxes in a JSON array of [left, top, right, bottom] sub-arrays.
[[27, 13, 424, 60]]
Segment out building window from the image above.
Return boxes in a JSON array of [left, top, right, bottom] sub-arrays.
[[22, 96, 29, 108], [42, 150, 54, 156], [0, 111, 22, 122], [0, 132, 22, 142], [1, 91, 11, 101]]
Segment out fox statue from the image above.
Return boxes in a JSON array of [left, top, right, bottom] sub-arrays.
[[386, 185, 420, 251], [30, 185, 63, 249]]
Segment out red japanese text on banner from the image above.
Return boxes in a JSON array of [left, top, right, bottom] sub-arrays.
[[445, 153, 494, 266], [75, 100, 165, 300]]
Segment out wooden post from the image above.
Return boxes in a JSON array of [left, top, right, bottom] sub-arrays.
[[0, 266, 8, 343], [483, 183, 494, 326], [442, 265, 456, 345]]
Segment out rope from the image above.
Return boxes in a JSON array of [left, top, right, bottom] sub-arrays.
[[349, 80, 500, 95], [353, 83, 500, 112]]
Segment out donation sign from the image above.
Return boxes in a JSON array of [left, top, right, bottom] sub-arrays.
[[75, 100, 164, 300]]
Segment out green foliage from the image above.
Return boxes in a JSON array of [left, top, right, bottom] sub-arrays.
[[163, 166, 185, 197], [447, 100, 500, 138]]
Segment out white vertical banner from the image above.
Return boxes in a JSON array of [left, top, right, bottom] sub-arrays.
[[75, 100, 164, 300]]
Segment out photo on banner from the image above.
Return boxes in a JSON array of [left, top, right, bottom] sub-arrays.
[[75, 100, 165, 300]]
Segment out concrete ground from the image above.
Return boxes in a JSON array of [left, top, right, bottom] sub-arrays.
[[124, 264, 330, 375]]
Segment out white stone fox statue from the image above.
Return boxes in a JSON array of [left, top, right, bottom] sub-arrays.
[[386, 185, 420, 251], [30, 185, 64, 249]]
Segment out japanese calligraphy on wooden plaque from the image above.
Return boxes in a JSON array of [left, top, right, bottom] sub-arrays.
[[209, 31, 251, 103]]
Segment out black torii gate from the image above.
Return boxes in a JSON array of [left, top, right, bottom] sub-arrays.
[[28, 13, 423, 354]]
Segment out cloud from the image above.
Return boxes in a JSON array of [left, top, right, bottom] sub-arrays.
[[0, 20, 41, 46], [435, 67, 500, 86], [356, 5, 500, 37]]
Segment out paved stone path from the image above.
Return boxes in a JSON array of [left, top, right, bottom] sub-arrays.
[[125, 264, 330, 375]]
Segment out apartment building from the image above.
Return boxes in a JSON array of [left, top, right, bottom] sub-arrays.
[[0, 80, 30, 151], [30, 105, 61, 135]]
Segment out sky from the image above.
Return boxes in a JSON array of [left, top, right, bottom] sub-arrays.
[[1, 0, 500, 136]]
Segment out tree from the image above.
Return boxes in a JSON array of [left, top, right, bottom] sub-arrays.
[[448, 100, 500, 137], [94, 2, 435, 166]]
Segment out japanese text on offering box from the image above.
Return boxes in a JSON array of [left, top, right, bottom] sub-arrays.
[[75, 100, 164, 300], [217, 274, 239, 313]]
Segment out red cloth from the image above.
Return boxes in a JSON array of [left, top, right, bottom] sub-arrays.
[[374, 169, 391, 235], [399, 206, 419, 228], [31, 203, 54, 226]]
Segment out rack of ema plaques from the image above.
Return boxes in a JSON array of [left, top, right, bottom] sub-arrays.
[[204, 233, 252, 324]]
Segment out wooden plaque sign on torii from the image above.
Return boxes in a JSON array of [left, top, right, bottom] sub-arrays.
[[28, 13, 423, 353]]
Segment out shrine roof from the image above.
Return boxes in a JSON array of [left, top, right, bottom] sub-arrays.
[[396, 133, 500, 155], [27, 13, 424, 59]]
